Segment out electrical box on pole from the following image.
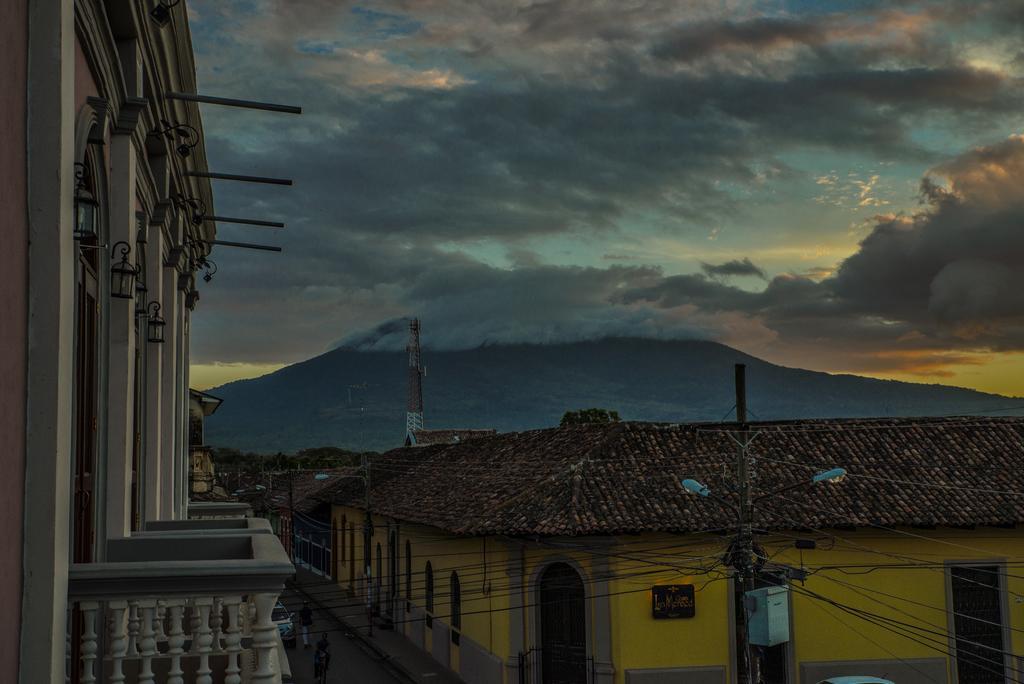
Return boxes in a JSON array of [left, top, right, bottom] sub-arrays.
[[745, 586, 790, 647]]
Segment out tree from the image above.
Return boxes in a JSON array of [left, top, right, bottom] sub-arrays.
[[560, 408, 621, 426]]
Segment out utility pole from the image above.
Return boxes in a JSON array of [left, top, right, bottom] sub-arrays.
[[734, 363, 757, 684], [680, 366, 847, 684]]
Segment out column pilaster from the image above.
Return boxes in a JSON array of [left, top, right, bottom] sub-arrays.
[[104, 121, 139, 540]]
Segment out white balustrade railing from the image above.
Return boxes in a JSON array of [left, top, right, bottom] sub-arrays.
[[67, 528, 293, 683]]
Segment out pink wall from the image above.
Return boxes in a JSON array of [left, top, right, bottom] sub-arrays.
[[75, 34, 100, 113], [0, 0, 28, 678]]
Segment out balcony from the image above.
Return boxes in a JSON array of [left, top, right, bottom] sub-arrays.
[[67, 515, 294, 683], [139, 517, 273, 536], [188, 501, 255, 519]]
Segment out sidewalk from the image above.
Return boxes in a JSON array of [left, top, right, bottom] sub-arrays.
[[291, 568, 466, 684]]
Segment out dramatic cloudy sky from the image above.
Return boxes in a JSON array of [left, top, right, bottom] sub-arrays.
[[186, 0, 1024, 396]]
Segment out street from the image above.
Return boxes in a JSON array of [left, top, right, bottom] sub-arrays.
[[279, 587, 403, 684]]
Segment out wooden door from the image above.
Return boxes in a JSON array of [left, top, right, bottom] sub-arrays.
[[540, 563, 587, 684], [73, 253, 99, 564]]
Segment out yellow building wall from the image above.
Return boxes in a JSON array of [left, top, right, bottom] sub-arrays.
[[774, 528, 1024, 681], [606, 533, 735, 682], [331, 504, 1024, 684], [332, 505, 516, 678]]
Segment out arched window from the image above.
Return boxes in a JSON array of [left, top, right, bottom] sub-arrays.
[[405, 540, 412, 600], [450, 572, 461, 644], [424, 561, 434, 627]]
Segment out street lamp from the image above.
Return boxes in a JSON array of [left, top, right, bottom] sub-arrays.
[[150, 0, 181, 27], [73, 162, 98, 240], [135, 280, 148, 316], [202, 259, 218, 282], [151, 120, 199, 158], [681, 479, 711, 498], [146, 301, 165, 343], [683, 467, 848, 504], [109, 241, 137, 299], [175, 194, 206, 226], [812, 467, 847, 484]]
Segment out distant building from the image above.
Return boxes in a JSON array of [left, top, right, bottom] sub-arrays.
[[188, 388, 223, 494], [332, 418, 1024, 684], [228, 467, 361, 578]]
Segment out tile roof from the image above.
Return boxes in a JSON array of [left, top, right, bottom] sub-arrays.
[[408, 428, 498, 446], [331, 417, 1024, 536], [226, 468, 363, 516]]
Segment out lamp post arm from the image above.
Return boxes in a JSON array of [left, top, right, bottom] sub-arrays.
[[752, 479, 814, 502], [752, 467, 846, 502]]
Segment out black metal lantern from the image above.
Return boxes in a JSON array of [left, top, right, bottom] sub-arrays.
[[110, 241, 137, 299], [151, 120, 199, 158], [202, 259, 218, 283], [175, 195, 206, 226], [150, 0, 180, 27], [146, 302, 166, 343], [135, 281, 148, 316], [73, 162, 99, 240]]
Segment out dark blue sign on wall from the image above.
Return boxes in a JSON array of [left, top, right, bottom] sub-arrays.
[[652, 584, 696, 619]]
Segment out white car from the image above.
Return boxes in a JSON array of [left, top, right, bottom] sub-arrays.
[[272, 602, 296, 648]]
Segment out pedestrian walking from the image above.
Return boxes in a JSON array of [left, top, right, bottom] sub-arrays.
[[300, 601, 314, 648], [313, 633, 331, 683]]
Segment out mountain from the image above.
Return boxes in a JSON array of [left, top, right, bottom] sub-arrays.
[[203, 338, 1022, 453]]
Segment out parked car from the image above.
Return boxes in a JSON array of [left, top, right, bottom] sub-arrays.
[[817, 678, 895, 684], [272, 602, 296, 648]]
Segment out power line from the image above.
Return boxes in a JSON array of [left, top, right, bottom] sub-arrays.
[[790, 584, 1023, 679], [799, 590, 944, 684], [814, 572, 1024, 636]]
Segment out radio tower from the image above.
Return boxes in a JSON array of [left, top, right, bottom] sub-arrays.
[[406, 318, 424, 438]]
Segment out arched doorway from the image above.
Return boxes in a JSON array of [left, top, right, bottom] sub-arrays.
[[539, 563, 587, 684]]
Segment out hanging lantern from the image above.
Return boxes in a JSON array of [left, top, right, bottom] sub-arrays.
[[110, 241, 137, 299], [135, 280, 148, 316], [146, 302, 165, 343], [150, 0, 181, 27], [73, 162, 99, 240]]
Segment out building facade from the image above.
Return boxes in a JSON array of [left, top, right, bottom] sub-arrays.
[[189, 389, 223, 494], [2, 1, 293, 681], [332, 419, 1024, 684]]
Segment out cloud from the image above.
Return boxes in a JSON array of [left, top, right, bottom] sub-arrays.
[[620, 134, 1024, 369], [186, 1, 1024, 382], [701, 258, 767, 280]]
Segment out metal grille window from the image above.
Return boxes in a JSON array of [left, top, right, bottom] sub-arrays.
[[405, 540, 412, 599], [425, 561, 434, 628], [539, 563, 587, 684], [950, 565, 1006, 684], [450, 572, 461, 644]]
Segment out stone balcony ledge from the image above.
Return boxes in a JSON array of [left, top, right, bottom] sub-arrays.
[[188, 500, 254, 519], [69, 534, 293, 600], [137, 516, 273, 537]]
